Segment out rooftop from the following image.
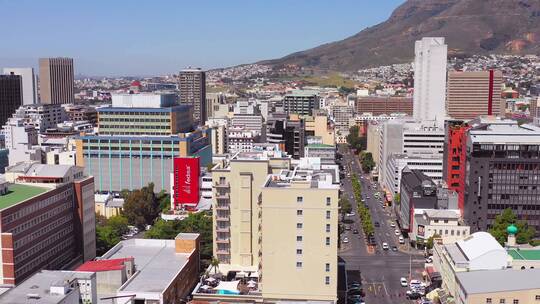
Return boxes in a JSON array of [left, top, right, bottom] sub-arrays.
[[76, 257, 133, 272], [456, 232, 504, 261], [456, 269, 540, 294], [101, 239, 190, 295], [0, 270, 94, 304], [0, 183, 48, 211], [508, 249, 540, 261], [287, 89, 319, 97], [424, 209, 460, 220], [306, 143, 335, 148]]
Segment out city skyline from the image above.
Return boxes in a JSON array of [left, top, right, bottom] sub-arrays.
[[0, 0, 403, 76]]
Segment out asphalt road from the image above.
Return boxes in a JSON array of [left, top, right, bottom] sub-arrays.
[[338, 146, 425, 304]]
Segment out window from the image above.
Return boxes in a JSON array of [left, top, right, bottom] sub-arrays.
[[536, 295, 540, 300], [486, 299, 492, 304], [297, 249, 303, 255], [326, 210, 331, 219], [325, 263, 330, 272], [297, 210, 303, 216], [513, 300, 519, 304], [297, 236, 303, 242], [296, 262, 302, 268], [297, 196, 303, 203], [326, 197, 331, 206], [325, 276, 330, 285], [297, 223, 303, 229], [326, 237, 330, 246], [444, 220, 449, 223], [500, 299, 505, 304], [326, 224, 331, 233]]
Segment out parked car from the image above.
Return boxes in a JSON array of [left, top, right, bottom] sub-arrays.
[[394, 229, 401, 236], [426, 256, 433, 263], [399, 236, 405, 244], [345, 225, 351, 231], [390, 222, 396, 228], [348, 281, 362, 289], [400, 277, 408, 287], [343, 237, 349, 243], [353, 229, 359, 234], [374, 222, 380, 227], [406, 291, 422, 300], [391, 246, 398, 251], [382, 242, 389, 250]]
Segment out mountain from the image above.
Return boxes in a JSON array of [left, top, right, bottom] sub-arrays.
[[260, 0, 540, 71]]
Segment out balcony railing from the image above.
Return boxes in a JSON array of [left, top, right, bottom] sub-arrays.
[[216, 226, 230, 233], [216, 216, 230, 222], [216, 204, 230, 211], [216, 193, 230, 200], [214, 181, 230, 188], [216, 238, 230, 244]]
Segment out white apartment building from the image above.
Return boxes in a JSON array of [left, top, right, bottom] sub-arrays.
[[331, 103, 354, 133], [413, 37, 447, 124], [207, 118, 228, 155], [383, 153, 443, 195], [378, 119, 444, 194], [227, 126, 258, 153]]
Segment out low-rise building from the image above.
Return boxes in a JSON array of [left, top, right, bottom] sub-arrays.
[[433, 232, 508, 300], [455, 269, 540, 304], [411, 209, 470, 246], [507, 248, 540, 270], [94, 193, 125, 218], [0, 270, 97, 304], [88, 233, 200, 304], [304, 143, 335, 161]]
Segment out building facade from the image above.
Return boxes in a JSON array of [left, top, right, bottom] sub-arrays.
[[0, 164, 95, 285], [413, 37, 447, 123], [179, 68, 206, 125], [447, 70, 503, 120], [3, 67, 37, 105], [283, 90, 319, 116], [39, 57, 75, 104], [356, 96, 413, 116], [0, 74, 23, 127]]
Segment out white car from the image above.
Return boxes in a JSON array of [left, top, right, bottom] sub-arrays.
[[343, 237, 349, 244], [399, 236, 405, 244], [426, 256, 433, 263], [349, 212, 356, 216], [382, 242, 389, 250], [394, 229, 401, 236], [390, 222, 396, 228], [400, 277, 408, 287]]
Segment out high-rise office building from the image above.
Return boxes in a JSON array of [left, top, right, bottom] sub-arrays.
[[39, 57, 75, 104], [0, 74, 23, 127], [3, 68, 37, 105], [356, 96, 413, 116], [267, 113, 305, 159], [453, 118, 540, 233], [179, 68, 206, 125], [447, 70, 503, 120], [283, 90, 320, 116], [413, 37, 447, 124]]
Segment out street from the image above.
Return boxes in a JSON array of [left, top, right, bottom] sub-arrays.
[[338, 146, 425, 304]]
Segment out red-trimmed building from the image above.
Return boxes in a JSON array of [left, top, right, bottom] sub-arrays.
[[443, 120, 471, 215]]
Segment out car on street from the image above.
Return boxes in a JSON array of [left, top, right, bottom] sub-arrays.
[[426, 256, 433, 263], [391, 246, 398, 251], [347, 288, 365, 297], [406, 291, 422, 300], [342, 237, 349, 243], [374, 221, 380, 227], [349, 212, 356, 216], [353, 229, 359, 234], [399, 236, 405, 244], [382, 242, 389, 250], [394, 229, 401, 235], [345, 225, 351, 231], [400, 277, 408, 287], [390, 222, 396, 228], [347, 295, 365, 304], [348, 281, 362, 289]]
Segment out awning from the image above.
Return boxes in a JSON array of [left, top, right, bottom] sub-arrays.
[[215, 280, 240, 292]]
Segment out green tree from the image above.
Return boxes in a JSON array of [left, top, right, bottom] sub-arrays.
[[339, 197, 352, 215], [394, 193, 401, 206], [95, 215, 130, 256], [146, 212, 213, 260], [359, 152, 375, 173], [107, 215, 129, 236], [346, 126, 366, 151], [122, 183, 160, 229], [488, 208, 536, 245], [426, 234, 440, 250], [156, 190, 171, 212]]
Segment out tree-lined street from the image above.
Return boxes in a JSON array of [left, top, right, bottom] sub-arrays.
[[338, 145, 425, 304]]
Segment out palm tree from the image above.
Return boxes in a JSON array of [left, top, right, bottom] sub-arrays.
[[209, 256, 220, 275]]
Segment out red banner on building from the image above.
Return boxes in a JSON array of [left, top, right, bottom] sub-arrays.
[[173, 157, 200, 209]]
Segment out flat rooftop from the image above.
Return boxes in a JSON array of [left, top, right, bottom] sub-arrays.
[[103, 239, 190, 295], [508, 249, 540, 261], [0, 270, 94, 304], [0, 184, 48, 211], [456, 269, 540, 294]]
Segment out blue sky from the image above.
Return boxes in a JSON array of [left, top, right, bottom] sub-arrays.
[[0, 0, 404, 76]]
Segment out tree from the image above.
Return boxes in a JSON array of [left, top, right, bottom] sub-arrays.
[[346, 126, 366, 151], [394, 193, 401, 206], [488, 208, 536, 245], [95, 215, 130, 256], [146, 212, 213, 260], [426, 234, 440, 250], [156, 190, 171, 212], [122, 183, 160, 229], [339, 197, 352, 215], [359, 152, 375, 173]]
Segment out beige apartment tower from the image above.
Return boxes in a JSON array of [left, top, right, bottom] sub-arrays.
[[210, 151, 338, 302], [39, 57, 75, 104], [446, 70, 503, 120]]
